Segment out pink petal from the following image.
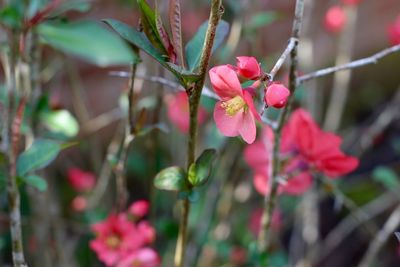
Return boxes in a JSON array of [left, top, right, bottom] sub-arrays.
[[213, 102, 241, 137], [318, 154, 359, 177], [281, 172, 313, 195], [244, 140, 269, 172], [253, 172, 270, 195], [236, 56, 261, 80], [238, 111, 257, 144], [209, 65, 243, 100]]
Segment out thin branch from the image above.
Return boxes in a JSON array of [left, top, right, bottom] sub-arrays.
[[257, 0, 305, 253], [358, 204, 400, 267], [298, 44, 400, 84], [268, 37, 298, 81]]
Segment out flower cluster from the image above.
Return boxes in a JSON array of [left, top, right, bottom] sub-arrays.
[[90, 200, 159, 267], [244, 108, 359, 195], [209, 56, 290, 144]]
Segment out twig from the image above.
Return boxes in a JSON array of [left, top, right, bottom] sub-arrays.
[[268, 37, 298, 81], [357, 204, 400, 267], [298, 44, 400, 84], [257, 0, 305, 253]]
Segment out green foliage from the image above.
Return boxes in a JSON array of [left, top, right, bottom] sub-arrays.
[[246, 11, 280, 31], [37, 20, 137, 66], [21, 175, 48, 192], [154, 166, 186, 191], [49, 0, 92, 17], [185, 20, 230, 71], [188, 149, 216, 187], [16, 139, 61, 176], [41, 110, 79, 138], [372, 166, 400, 190], [0, 4, 24, 29]]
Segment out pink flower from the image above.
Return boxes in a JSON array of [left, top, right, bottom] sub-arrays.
[[71, 196, 87, 212], [67, 168, 96, 192], [129, 200, 150, 219], [209, 65, 261, 144], [166, 91, 207, 133], [324, 6, 346, 33], [235, 56, 261, 80], [388, 15, 400, 45], [117, 248, 160, 267], [265, 83, 290, 108], [341, 0, 362, 5], [90, 214, 155, 266]]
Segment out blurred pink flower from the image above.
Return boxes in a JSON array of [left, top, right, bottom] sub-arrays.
[[117, 248, 160, 267], [67, 168, 96, 192], [388, 15, 400, 45], [249, 208, 282, 236], [324, 6, 346, 33], [265, 83, 290, 108], [166, 91, 207, 133], [129, 200, 150, 219], [90, 213, 156, 266], [209, 65, 261, 144], [341, 0, 362, 5], [71, 196, 87, 212], [235, 56, 261, 80]]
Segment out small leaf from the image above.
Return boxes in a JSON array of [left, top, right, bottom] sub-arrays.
[[37, 20, 137, 66], [16, 139, 61, 176], [22, 175, 48, 192], [137, 0, 168, 55], [372, 166, 400, 190], [185, 20, 230, 71], [41, 109, 79, 137], [169, 0, 184, 66], [165, 62, 201, 82], [49, 0, 91, 17], [155, 3, 176, 63], [154, 166, 186, 191], [188, 149, 216, 187], [247, 11, 280, 30]]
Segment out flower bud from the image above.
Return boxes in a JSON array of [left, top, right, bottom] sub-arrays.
[[324, 6, 346, 33], [236, 56, 261, 80], [265, 83, 290, 108], [72, 196, 87, 212], [129, 200, 150, 218]]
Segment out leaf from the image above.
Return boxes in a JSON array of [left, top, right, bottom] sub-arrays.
[[49, 0, 91, 17], [37, 20, 137, 66], [137, 0, 168, 55], [41, 109, 79, 137], [22, 175, 48, 192], [372, 167, 400, 190], [16, 139, 61, 176], [103, 19, 166, 65], [185, 20, 230, 71], [165, 62, 201, 82], [169, 0, 184, 66], [0, 4, 24, 29], [247, 11, 280, 30], [155, 2, 176, 63], [154, 166, 186, 191], [188, 149, 216, 187]]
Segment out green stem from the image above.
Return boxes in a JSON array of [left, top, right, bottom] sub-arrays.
[[174, 1, 223, 266], [257, 0, 305, 253]]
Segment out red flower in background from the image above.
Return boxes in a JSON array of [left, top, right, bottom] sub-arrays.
[[341, 0, 362, 6], [67, 168, 96, 192], [166, 91, 207, 133], [244, 109, 359, 196], [324, 6, 347, 33], [129, 200, 150, 219], [388, 15, 400, 45]]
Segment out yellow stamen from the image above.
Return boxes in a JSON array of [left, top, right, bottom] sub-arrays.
[[105, 234, 121, 249], [220, 95, 246, 116]]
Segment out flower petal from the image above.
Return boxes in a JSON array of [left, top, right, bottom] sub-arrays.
[[238, 110, 257, 144], [209, 65, 243, 100], [213, 102, 241, 137], [243, 90, 261, 121]]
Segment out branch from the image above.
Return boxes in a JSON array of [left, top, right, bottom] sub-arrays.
[[298, 44, 400, 84], [268, 37, 298, 81]]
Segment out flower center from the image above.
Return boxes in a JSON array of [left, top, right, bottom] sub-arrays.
[[105, 234, 121, 249], [221, 95, 246, 116], [131, 259, 141, 267]]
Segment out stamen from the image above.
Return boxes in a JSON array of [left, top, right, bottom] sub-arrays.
[[220, 95, 246, 116]]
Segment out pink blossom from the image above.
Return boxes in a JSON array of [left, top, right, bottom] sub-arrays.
[[235, 56, 261, 80], [67, 167, 96, 192], [166, 91, 207, 133], [388, 15, 400, 45], [324, 6, 346, 33], [341, 0, 362, 5], [117, 248, 160, 267], [71, 196, 87, 212], [209, 65, 261, 144], [90, 214, 156, 266], [265, 83, 290, 108], [129, 200, 150, 219]]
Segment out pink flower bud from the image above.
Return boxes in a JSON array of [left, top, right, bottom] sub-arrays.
[[265, 83, 290, 108], [236, 56, 261, 80], [128, 200, 150, 218], [71, 196, 87, 212], [67, 168, 96, 192], [324, 6, 346, 33], [388, 15, 400, 45], [341, 0, 362, 5]]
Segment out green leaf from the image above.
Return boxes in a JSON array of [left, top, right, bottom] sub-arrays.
[[37, 20, 137, 66], [188, 149, 216, 187], [0, 4, 24, 29], [185, 20, 230, 71], [41, 109, 79, 137], [372, 167, 400, 190], [247, 11, 280, 30], [22, 175, 48, 192], [137, 0, 168, 54], [49, 0, 91, 17], [16, 139, 61, 176], [154, 166, 186, 191], [0, 153, 7, 190]]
